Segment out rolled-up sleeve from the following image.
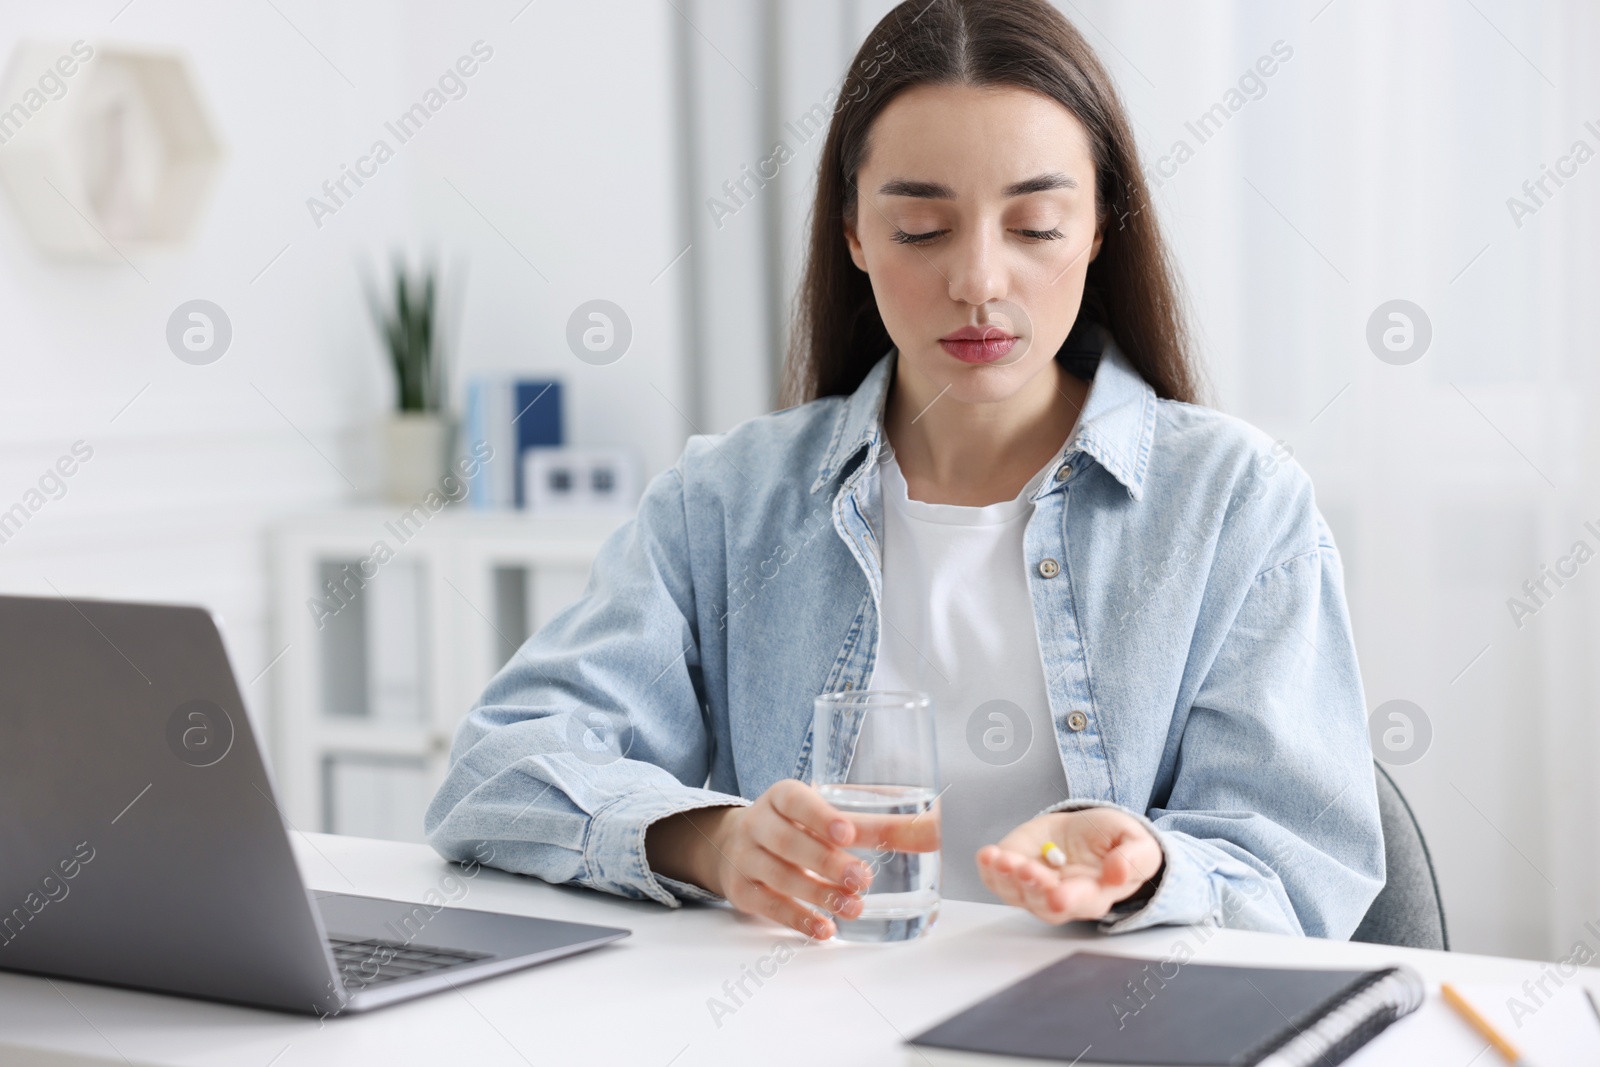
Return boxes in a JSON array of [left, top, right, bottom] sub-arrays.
[[424, 461, 748, 908], [1044, 532, 1385, 938]]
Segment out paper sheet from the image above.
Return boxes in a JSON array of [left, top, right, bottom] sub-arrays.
[[1349, 983, 1600, 1066]]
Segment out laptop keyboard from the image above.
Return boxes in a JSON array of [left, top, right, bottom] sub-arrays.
[[328, 936, 491, 988]]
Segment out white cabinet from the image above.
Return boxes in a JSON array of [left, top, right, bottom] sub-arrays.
[[268, 508, 624, 842]]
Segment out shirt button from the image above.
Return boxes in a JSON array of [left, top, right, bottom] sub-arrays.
[[1054, 463, 1072, 482], [1037, 558, 1061, 579], [1067, 710, 1088, 732]]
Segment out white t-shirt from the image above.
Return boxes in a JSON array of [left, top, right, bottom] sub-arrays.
[[866, 450, 1071, 904]]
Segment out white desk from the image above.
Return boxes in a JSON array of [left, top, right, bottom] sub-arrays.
[[1, 833, 1594, 1066]]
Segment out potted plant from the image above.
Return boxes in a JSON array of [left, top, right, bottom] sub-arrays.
[[369, 259, 449, 503]]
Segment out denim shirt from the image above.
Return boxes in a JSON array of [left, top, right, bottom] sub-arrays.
[[426, 336, 1385, 939]]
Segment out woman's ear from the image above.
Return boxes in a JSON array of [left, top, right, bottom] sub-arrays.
[[844, 216, 869, 273], [1088, 225, 1104, 265]]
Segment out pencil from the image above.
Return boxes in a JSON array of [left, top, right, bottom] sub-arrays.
[[1441, 982, 1524, 1065]]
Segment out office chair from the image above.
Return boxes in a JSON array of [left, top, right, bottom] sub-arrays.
[[1351, 761, 1449, 950]]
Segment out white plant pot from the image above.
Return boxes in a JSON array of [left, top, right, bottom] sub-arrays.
[[382, 413, 449, 504]]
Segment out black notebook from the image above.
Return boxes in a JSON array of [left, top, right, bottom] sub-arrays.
[[905, 952, 1425, 1067]]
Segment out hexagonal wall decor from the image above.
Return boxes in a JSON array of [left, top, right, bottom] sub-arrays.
[[0, 40, 223, 260]]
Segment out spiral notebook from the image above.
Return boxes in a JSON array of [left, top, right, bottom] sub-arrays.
[[904, 951, 1425, 1067]]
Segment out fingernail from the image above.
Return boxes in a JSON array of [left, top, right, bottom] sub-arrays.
[[848, 863, 871, 885], [829, 820, 850, 843]]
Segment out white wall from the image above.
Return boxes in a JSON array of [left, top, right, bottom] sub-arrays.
[[0, 0, 692, 731]]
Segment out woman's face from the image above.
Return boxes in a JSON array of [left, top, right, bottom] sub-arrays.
[[845, 83, 1103, 406]]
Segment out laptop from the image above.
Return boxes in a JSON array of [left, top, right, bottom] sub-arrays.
[[0, 593, 630, 1015]]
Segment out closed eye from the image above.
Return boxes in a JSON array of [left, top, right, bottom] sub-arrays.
[[889, 227, 1065, 245]]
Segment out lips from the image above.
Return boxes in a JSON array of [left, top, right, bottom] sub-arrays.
[[939, 326, 1019, 364]]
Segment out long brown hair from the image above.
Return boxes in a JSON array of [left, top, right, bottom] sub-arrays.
[[781, 0, 1201, 407]]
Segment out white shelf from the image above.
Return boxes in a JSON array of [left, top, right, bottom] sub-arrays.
[[268, 505, 626, 841]]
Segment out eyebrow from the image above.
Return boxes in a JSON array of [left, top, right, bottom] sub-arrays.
[[875, 172, 1080, 199]]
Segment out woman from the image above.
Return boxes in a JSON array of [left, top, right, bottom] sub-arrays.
[[426, 0, 1383, 943]]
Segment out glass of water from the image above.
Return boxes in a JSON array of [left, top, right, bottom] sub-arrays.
[[811, 690, 940, 942]]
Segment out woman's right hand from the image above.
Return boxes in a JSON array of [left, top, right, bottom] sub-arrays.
[[711, 779, 946, 938], [700, 779, 879, 940], [652, 778, 943, 939], [649, 778, 940, 939]]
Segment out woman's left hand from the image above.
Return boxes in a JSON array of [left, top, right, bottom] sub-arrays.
[[976, 807, 1163, 924]]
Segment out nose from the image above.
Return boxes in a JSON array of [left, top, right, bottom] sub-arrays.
[[946, 225, 1007, 308]]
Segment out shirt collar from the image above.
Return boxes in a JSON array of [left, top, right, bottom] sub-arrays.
[[810, 324, 1159, 501], [809, 348, 897, 493]]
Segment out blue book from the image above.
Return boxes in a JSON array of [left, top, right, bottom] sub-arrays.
[[512, 380, 562, 507]]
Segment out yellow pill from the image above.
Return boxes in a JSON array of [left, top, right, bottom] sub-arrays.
[[1040, 841, 1066, 868]]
